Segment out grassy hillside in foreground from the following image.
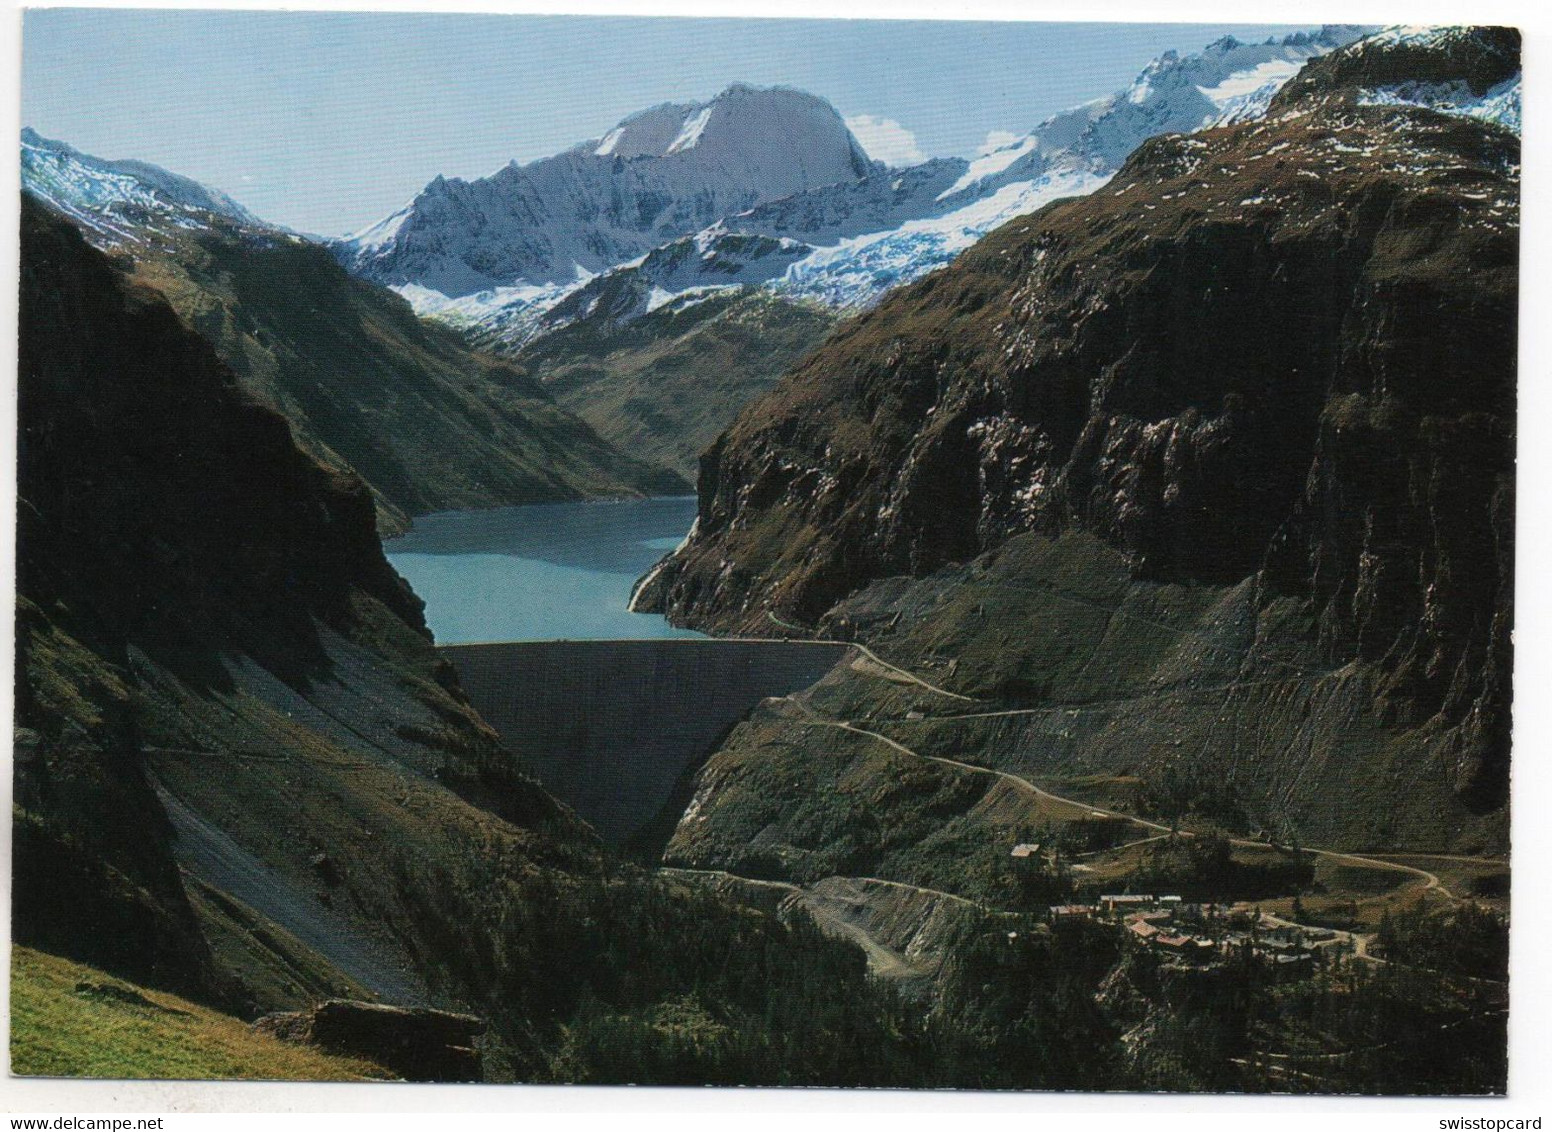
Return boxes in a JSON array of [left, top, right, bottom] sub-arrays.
[[9, 947, 394, 1081]]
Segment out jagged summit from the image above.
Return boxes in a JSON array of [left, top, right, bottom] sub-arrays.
[[1272, 24, 1520, 130]]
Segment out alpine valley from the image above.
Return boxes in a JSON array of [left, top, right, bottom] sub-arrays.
[[334, 25, 1384, 480], [21, 129, 686, 535], [14, 21, 1518, 1094]]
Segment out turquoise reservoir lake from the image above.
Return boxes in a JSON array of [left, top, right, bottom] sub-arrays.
[[384, 497, 705, 644]]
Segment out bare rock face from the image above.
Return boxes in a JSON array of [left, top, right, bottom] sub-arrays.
[[1272, 26, 1520, 108], [255, 1000, 486, 1082]]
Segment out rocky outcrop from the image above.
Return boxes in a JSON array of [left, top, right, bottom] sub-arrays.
[[1273, 26, 1519, 107], [256, 1000, 486, 1082], [638, 29, 1517, 839]]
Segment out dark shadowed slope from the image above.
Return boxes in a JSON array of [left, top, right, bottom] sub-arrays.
[[15, 193, 579, 1009], [22, 130, 686, 536], [120, 226, 687, 532]]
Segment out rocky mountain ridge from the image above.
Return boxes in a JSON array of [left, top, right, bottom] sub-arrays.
[[400, 26, 1373, 356], [22, 126, 263, 235], [20, 131, 685, 533], [635, 26, 1518, 848]]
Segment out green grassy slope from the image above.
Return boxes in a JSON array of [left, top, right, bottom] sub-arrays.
[[10, 947, 394, 1081]]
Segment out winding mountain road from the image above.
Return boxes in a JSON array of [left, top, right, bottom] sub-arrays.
[[658, 865, 991, 980], [781, 704, 1455, 906], [762, 613, 978, 703], [666, 630, 1500, 989]]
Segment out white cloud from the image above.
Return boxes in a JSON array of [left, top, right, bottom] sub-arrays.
[[978, 129, 1022, 156], [844, 114, 927, 168]]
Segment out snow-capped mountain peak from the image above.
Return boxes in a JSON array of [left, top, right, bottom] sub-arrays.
[[334, 83, 876, 296], [21, 127, 266, 244], [919, 25, 1373, 209], [582, 85, 865, 164]]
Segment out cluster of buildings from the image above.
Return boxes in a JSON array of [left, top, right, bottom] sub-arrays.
[[1124, 914, 1218, 961], [1047, 893, 1194, 921], [1228, 920, 1346, 979], [1046, 894, 1345, 979]]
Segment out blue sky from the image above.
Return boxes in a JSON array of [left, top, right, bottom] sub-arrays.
[[22, 10, 1313, 237]]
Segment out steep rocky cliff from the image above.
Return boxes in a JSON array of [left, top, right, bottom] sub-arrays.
[[638, 29, 1517, 848]]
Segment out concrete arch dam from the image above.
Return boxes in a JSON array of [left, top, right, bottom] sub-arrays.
[[442, 640, 851, 846]]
